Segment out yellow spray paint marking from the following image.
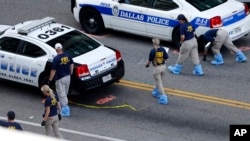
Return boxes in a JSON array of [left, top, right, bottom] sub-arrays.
[[69, 101, 137, 111]]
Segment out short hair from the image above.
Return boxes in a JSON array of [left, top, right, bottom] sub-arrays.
[[152, 38, 160, 46], [7, 111, 15, 120]]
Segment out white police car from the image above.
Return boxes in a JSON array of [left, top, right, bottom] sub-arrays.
[[71, 0, 250, 50], [0, 17, 125, 93]]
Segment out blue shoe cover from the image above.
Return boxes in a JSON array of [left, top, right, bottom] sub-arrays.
[[211, 54, 224, 65], [152, 88, 160, 98], [193, 64, 204, 76], [168, 64, 182, 75], [158, 94, 168, 105], [61, 106, 70, 117], [236, 51, 247, 62]]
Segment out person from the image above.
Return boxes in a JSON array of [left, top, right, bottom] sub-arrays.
[[48, 43, 74, 116], [199, 28, 247, 65], [168, 14, 203, 76], [145, 38, 169, 105], [41, 84, 63, 139], [0, 111, 23, 130]]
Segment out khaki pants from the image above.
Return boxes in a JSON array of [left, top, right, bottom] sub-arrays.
[[56, 75, 71, 107], [153, 64, 166, 95], [176, 37, 200, 65], [212, 29, 239, 55], [44, 115, 63, 139]]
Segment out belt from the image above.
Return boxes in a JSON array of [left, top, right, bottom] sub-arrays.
[[153, 63, 165, 66]]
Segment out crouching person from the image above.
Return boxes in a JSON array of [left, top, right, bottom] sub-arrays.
[[200, 28, 247, 65]]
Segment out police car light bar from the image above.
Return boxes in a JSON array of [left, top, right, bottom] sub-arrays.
[[18, 17, 55, 35]]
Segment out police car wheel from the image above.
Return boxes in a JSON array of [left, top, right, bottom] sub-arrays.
[[80, 8, 104, 34], [172, 27, 181, 50], [38, 74, 49, 88]]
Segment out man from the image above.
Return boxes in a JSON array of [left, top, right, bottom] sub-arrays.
[[200, 28, 247, 65], [49, 43, 74, 116], [168, 14, 203, 75], [145, 38, 169, 105], [0, 111, 23, 130]]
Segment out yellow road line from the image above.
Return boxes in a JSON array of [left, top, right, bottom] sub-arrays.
[[118, 80, 250, 110]]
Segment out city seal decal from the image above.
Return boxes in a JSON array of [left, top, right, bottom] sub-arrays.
[[112, 5, 119, 16]]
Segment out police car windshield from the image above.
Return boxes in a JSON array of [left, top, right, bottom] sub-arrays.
[[46, 30, 100, 57], [186, 0, 227, 11]]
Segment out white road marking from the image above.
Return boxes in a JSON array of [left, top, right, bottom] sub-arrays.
[[0, 116, 126, 141]]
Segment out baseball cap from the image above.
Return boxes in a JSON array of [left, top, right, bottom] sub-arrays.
[[7, 111, 15, 119], [177, 14, 186, 21], [55, 43, 63, 49]]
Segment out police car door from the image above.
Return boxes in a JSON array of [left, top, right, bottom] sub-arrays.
[[146, 0, 179, 39], [0, 37, 20, 82], [111, 0, 148, 34], [14, 40, 48, 87]]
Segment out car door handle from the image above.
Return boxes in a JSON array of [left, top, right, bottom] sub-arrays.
[[8, 56, 13, 59]]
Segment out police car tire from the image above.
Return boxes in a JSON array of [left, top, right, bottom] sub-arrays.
[[80, 8, 104, 34], [172, 27, 181, 50], [38, 74, 49, 88]]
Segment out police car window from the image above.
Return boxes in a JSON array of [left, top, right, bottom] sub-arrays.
[[152, 0, 178, 10], [0, 37, 20, 53], [129, 0, 149, 7], [186, 0, 227, 11], [21, 42, 46, 57], [46, 30, 100, 58]]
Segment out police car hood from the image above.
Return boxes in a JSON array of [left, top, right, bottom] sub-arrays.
[[0, 25, 11, 33], [197, 1, 245, 24], [73, 46, 117, 76]]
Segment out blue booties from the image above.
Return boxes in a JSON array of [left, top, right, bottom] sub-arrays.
[[61, 106, 70, 117], [211, 54, 224, 65], [235, 50, 247, 62], [158, 94, 168, 105], [152, 88, 160, 98], [193, 64, 204, 76], [168, 64, 182, 75]]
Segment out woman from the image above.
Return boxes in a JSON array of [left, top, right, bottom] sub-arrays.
[[145, 38, 169, 105], [41, 85, 63, 139], [168, 14, 203, 75]]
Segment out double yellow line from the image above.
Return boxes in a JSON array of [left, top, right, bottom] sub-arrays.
[[118, 80, 250, 110]]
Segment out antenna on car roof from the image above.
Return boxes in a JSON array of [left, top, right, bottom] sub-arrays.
[[17, 17, 55, 35]]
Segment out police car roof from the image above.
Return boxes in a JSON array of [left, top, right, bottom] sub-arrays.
[[5, 17, 75, 42]]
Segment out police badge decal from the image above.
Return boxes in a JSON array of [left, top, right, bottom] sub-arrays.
[[112, 5, 119, 16]]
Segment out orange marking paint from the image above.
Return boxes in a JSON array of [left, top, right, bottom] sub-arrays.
[[96, 95, 116, 105]]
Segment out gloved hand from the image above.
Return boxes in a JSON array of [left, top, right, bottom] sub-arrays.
[[58, 114, 62, 121], [41, 120, 46, 126], [47, 80, 52, 87]]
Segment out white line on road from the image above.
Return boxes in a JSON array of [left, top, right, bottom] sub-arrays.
[[0, 116, 126, 141]]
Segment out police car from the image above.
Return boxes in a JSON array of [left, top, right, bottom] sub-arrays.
[[71, 0, 250, 50], [0, 17, 125, 93]]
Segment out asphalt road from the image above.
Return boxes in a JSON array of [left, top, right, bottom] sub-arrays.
[[1, 0, 250, 141]]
